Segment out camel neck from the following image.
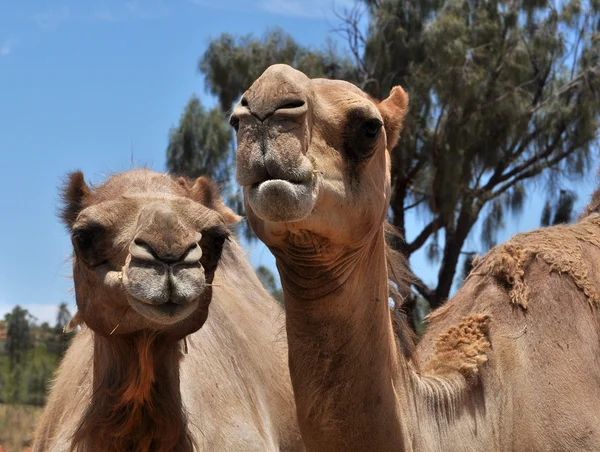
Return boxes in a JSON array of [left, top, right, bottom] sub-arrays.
[[275, 229, 410, 452], [72, 332, 194, 452]]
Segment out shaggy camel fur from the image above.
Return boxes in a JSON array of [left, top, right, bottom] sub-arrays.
[[33, 169, 303, 452], [231, 64, 600, 451]]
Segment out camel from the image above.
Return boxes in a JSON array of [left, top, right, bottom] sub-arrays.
[[33, 169, 303, 452], [231, 64, 600, 451]]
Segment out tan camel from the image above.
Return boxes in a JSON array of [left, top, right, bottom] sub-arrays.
[[33, 169, 303, 452], [231, 64, 600, 451]]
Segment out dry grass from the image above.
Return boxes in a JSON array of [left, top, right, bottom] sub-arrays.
[[0, 404, 41, 452]]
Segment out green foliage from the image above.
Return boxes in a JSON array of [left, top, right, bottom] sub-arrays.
[[178, 0, 599, 318], [344, 0, 600, 307], [56, 302, 71, 329], [4, 306, 33, 367], [0, 346, 57, 405], [0, 304, 76, 406], [167, 96, 233, 187], [541, 189, 577, 226], [200, 28, 360, 111], [166, 95, 255, 237], [481, 199, 505, 249], [55, 302, 74, 357]]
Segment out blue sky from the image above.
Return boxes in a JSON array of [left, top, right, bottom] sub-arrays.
[[0, 0, 597, 325], [0, 0, 360, 324]]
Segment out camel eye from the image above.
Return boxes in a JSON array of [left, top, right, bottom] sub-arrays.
[[72, 223, 108, 266], [73, 225, 100, 252], [363, 118, 382, 139], [343, 110, 383, 164], [199, 225, 230, 274]]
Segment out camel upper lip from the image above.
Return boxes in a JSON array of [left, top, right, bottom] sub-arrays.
[[237, 152, 315, 187]]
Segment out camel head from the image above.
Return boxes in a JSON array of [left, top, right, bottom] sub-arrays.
[[61, 169, 237, 341], [231, 64, 408, 247]]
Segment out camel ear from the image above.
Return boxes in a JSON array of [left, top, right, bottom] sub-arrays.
[[64, 310, 84, 333], [177, 176, 241, 226], [378, 86, 409, 151], [60, 171, 92, 230]]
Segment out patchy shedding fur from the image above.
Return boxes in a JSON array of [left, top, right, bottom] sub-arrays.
[[470, 215, 600, 309], [424, 314, 491, 383]]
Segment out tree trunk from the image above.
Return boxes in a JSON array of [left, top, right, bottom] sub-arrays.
[[390, 180, 407, 246], [432, 206, 477, 309]]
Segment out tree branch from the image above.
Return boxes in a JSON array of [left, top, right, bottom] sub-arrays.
[[410, 274, 435, 303], [407, 215, 444, 255], [404, 196, 427, 211], [571, 12, 590, 80], [333, 5, 371, 84], [481, 122, 568, 193], [486, 145, 579, 203], [404, 154, 428, 185]]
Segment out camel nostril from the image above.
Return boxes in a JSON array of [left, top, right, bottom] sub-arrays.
[[276, 100, 305, 110], [241, 97, 248, 107], [130, 239, 160, 262], [130, 238, 202, 265], [131, 239, 179, 263], [181, 243, 203, 264], [271, 99, 307, 120]]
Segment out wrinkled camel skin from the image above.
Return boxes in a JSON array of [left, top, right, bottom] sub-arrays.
[[231, 64, 600, 451], [33, 169, 303, 452]]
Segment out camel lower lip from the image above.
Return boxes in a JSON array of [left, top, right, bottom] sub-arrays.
[[127, 296, 198, 325], [248, 178, 317, 222], [251, 178, 307, 189], [154, 301, 180, 315]]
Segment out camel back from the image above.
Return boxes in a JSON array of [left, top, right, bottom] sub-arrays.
[[468, 214, 600, 309]]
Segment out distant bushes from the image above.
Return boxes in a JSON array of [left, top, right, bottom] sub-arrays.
[[0, 344, 59, 406], [1, 304, 74, 406]]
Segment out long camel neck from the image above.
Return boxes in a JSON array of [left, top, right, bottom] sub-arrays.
[[274, 228, 411, 452], [72, 332, 194, 452]]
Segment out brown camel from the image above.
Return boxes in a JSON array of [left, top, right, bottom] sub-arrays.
[[33, 169, 303, 452], [231, 64, 600, 451]]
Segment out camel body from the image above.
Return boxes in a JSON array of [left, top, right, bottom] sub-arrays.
[[34, 170, 302, 452], [412, 214, 600, 451], [34, 241, 302, 452], [231, 64, 600, 451]]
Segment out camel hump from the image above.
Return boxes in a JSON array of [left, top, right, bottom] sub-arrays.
[[469, 216, 600, 309]]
